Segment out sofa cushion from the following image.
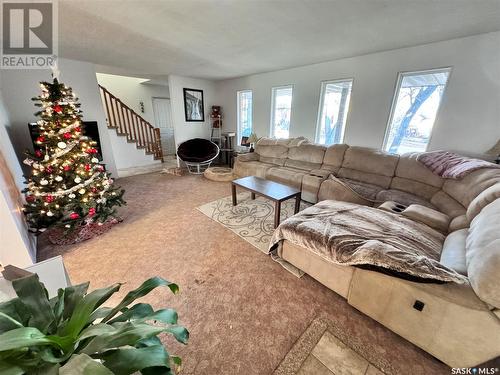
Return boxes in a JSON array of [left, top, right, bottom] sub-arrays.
[[233, 160, 275, 179], [321, 144, 348, 171], [255, 138, 288, 160], [442, 168, 500, 208], [448, 214, 469, 232], [339, 178, 382, 200], [338, 167, 392, 189], [260, 156, 286, 166], [396, 153, 444, 188], [402, 204, 450, 232], [302, 174, 327, 204], [318, 177, 373, 206], [440, 229, 468, 276], [466, 183, 500, 222], [390, 177, 441, 200], [376, 189, 435, 208], [342, 146, 399, 177], [466, 198, 500, 308], [430, 191, 466, 218], [285, 144, 325, 171], [266, 167, 306, 189]]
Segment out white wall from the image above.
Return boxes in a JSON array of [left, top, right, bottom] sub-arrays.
[[96, 73, 169, 126], [0, 58, 119, 176], [215, 32, 500, 155], [168, 74, 216, 147], [0, 86, 36, 267]]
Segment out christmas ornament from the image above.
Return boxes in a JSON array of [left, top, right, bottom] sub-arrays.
[[57, 141, 67, 149], [63, 132, 72, 139], [74, 177, 82, 183], [63, 165, 71, 171], [85, 164, 91, 171], [88, 207, 96, 216], [26, 195, 35, 202], [35, 150, 43, 158], [55, 176, 63, 182], [40, 179, 48, 185], [45, 166, 53, 173], [68, 193, 76, 199], [69, 212, 80, 220], [53, 104, 62, 113], [86, 148, 98, 154], [78, 188, 86, 194], [46, 211, 54, 217], [74, 127, 81, 132], [91, 157, 99, 163], [36, 136, 45, 143], [45, 195, 54, 203]]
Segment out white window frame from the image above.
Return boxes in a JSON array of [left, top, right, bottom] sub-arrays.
[[382, 67, 452, 153], [270, 84, 294, 138], [236, 89, 253, 144], [315, 78, 354, 145]]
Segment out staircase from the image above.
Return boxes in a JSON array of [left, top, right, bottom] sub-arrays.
[[98, 85, 164, 162]]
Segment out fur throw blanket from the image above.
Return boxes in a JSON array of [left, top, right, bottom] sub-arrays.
[[269, 201, 467, 284]]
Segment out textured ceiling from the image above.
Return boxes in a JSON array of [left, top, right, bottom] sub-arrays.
[[59, 0, 500, 80]]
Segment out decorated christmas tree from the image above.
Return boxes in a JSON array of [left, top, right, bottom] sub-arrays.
[[23, 77, 125, 239]]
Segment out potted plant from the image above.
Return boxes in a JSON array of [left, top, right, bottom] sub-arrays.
[[0, 274, 188, 374]]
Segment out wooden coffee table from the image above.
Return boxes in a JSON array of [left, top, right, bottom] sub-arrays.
[[231, 176, 301, 228]]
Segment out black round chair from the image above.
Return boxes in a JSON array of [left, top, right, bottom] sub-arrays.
[[177, 138, 220, 174]]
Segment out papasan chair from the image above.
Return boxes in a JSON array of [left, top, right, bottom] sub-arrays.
[[177, 138, 220, 174]]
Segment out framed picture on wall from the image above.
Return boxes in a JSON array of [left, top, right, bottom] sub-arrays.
[[183, 88, 204, 122]]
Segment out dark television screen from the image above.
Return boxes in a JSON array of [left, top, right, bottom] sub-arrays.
[[28, 121, 103, 159]]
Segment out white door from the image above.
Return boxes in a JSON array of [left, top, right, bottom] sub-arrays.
[[152, 98, 175, 156]]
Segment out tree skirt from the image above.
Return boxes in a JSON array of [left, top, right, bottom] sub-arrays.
[[47, 217, 120, 245]]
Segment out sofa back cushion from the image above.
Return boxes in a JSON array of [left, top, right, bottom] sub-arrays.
[[466, 198, 500, 308], [285, 144, 326, 171], [442, 168, 500, 208], [255, 138, 289, 166], [466, 182, 500, 222], [389, 153, 443, 199], [440, 228, 468, 276], [430, 191, 466, 218], [336, 146, 399, 188], [321, 144, 348, 171]]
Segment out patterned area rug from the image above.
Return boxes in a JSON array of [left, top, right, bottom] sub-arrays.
[[197, 192, 310, 276], [274, 315, 424, 375]]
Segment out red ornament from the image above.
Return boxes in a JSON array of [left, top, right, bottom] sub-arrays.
[[53, 105, 62, 113], [84, 164, 91, 171], [26, 195, 35, 202], [34, 150, 43, 158], [86, 148, 98, 154], [98, 165, 105, 172], [88, 207, 96, 216], [91, 187, 98, 193], [63, 165, 71, 171], [36, 136, 45, 143], [63, 132, 72, 139], [45, 195, 54, 203], [69, 212, 80, 220], [45, 166, 53, 174], [74, 127, 81, 133]]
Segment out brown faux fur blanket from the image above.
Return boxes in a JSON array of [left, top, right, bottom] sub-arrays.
[[269, 201, 468, 284]]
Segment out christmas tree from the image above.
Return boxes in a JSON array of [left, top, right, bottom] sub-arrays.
[[23, 78, 125, 235]]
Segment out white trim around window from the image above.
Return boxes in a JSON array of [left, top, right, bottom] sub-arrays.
[[270, 84, 294, 138], [236, 89, 253, 145]]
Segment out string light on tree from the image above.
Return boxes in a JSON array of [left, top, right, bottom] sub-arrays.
[[22, 77, 125, 235]]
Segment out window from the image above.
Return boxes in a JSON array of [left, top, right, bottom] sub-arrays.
[[237, 90, 253, 145], [383, 68, 451, 154], [315, 79, 353, 145], [270, 85, 293, 138]]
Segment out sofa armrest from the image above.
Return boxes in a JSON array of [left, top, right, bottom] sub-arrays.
[[236, 153, 259, 162], [402, 204, 450, 232]]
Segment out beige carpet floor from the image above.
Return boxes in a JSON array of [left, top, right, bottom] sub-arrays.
[[37, 173, 450, 375]]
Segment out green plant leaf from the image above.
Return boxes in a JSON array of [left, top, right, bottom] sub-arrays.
[[100, 345, 170, 375], [62, 282, 90, 320], [139, 309, 178, 325], [88, 307, 113, 322], [12, 274, 55, 333], [135, 336, 162, 348], [108, 303, 154, 324], [52, 288, 65, 327], [0, 312, 23, 332], [102, 277, 178, 323], [78, 323, 116, 341], [0, 361, 24, 375], [0, 327, 59, 351], [60, 354, 113, 375], [61, 283, 121, 339], [0, 298, 30, 331], [165, 326, 189, 345], [80, 323, 166, 355]]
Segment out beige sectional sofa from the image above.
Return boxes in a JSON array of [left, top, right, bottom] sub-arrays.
[[233, 137, 500, 367]]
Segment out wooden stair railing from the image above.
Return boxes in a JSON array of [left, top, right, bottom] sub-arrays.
[[98, 85, 164, 162]]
